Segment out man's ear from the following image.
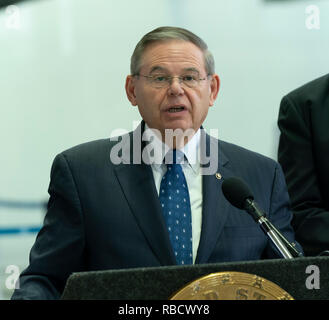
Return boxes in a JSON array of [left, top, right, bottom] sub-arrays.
[[209, 74, 220, 107], [125, 75, 138, 106]]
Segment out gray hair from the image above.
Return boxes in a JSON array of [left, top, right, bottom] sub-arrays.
[[130, 26, 215, 75]]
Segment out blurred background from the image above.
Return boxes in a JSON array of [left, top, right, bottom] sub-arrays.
[[0, 0, 328, 299]]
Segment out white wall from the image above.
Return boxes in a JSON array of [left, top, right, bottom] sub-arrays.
[[0, 0, 328, 299]]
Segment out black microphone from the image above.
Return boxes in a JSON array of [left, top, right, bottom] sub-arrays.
[[222, 177, 265, 222], [222, 177, 303, 259]]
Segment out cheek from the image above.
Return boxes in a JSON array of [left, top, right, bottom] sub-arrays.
[[189, 92, 211, 120], [136, 88, 163, 105], [136, 93, 162, 121], [189, 91, 208, 111]]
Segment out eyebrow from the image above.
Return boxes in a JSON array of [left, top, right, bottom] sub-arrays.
[[182, 67, 200, 75], [149, 66, 167, 74], [148, 66, 201, 75]]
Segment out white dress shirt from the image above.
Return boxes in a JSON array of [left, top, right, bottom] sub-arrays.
[[143, 124, 203, 263]]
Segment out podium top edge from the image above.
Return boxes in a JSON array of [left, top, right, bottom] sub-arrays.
[[68, 256, 329, 279]]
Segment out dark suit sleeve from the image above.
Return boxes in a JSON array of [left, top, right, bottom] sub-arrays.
[[264, 162, 303, 258], [11, 153, 86, 300], [278, 95, 329, 256]]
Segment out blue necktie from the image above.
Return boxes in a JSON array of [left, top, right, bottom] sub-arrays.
[[159, 150, 193, 265]]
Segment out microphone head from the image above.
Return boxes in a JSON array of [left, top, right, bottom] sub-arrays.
[[222, 177, 254, 209]]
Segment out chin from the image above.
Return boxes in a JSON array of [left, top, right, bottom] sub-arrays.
[[164, 121, 194, 132]]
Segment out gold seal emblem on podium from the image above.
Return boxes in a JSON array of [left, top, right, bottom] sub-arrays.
[[170, 271, 293, 300]]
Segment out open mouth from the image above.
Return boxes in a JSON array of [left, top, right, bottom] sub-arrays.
[[167, 106, 185, 113]]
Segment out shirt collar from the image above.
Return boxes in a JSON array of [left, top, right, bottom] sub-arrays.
[[143, 123, 200, 174]]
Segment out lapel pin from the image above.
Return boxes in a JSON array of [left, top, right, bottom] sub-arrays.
[[215, 173, 222, 180]]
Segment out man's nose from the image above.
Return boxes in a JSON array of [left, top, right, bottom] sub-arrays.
[[167, 77, 184, 96]]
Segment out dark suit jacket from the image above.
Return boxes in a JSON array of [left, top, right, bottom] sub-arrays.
[[278, 73, 329, 256], [12, 123, 298, 299]]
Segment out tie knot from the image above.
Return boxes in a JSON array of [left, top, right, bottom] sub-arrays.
[[164, 149, 185, 165]]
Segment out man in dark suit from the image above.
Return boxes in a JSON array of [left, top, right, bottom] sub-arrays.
[[278, 73, 329, 256], [12, 26, 299, 300]]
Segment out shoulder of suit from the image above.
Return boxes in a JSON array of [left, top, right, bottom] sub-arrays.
[[60, 138, 111, 156], [55, 130, 135, 164], [218, 139, 277, 168], [60, 131, 131, 154]]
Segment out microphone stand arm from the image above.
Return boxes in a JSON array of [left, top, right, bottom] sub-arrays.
[[266, 219, 303, 257], [245, 199, 303, 259]]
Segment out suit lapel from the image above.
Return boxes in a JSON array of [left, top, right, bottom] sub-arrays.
[[113, 123, 176, 266], [195, 134, 234, 263]]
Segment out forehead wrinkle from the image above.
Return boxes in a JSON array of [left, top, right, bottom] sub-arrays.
[[149, 52, 202, 66], [148, 66, 200, 75], [141, 43, 205, 74]]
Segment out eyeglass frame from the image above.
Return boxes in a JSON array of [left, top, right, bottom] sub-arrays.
[[133, 72, 212, 89]]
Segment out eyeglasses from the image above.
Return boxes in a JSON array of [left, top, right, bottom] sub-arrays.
[[134, 73, 211, 89]]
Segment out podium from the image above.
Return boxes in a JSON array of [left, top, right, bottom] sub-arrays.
[[61, 256, 329, 300]]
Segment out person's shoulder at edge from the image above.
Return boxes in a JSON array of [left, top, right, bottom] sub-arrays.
[[282, 73, 329, 104]]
